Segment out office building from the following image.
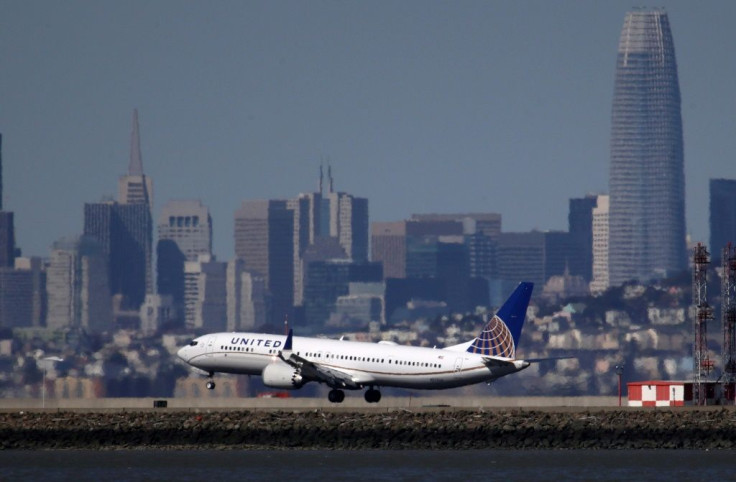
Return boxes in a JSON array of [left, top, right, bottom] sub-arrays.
[[591, 195, 610, 294], [118, 109, 153, 207], [608, 9, 687, 285], [710, 179, 736, 263], [569, 195, 598, 282], [234, 200, 294, 323], [84, 202, 152, 309], [0, 134, 16, 268], [46, 236, 112, 332], [326, 191, 369, 262], [303, 259, 382, 327], [157, 200, 212, 316], [226, 258, 266, 331], [0, 257, 45, 329], [183, 255, 227, 331]]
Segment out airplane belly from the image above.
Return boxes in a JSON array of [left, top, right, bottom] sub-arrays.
[[194, 353, 268, 375], [374, 367, 492, 390]]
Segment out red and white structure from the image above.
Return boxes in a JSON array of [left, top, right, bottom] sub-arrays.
[[627, 381, 731, 407], [627, 381, 689, 407]]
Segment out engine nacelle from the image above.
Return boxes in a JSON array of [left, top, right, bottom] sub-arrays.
[[262, 362, 304, 389]]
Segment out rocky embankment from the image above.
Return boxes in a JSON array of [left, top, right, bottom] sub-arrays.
[[2, 409, 736, 450]]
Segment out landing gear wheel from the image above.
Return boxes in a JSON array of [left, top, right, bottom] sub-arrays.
[[206, 380, 216, 390], [328, 389, 345, 403], [364, 388, 381, 403]]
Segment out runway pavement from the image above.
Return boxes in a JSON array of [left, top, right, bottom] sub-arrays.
[[0, 395, 622, 412]]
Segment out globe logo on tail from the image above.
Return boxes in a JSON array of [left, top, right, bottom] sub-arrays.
[[467, 315, 515, 358]]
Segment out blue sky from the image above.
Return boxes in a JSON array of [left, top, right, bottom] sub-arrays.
[[1, 1, 734, 258]]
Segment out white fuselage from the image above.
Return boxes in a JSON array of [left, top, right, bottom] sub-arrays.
[[177, 331, 527, 390]]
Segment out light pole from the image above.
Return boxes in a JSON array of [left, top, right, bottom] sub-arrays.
[[615, 364, 624, 407], [41, 356, 64, 409]]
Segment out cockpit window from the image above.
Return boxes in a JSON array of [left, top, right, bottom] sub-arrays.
[[189, 340, 199, 346]]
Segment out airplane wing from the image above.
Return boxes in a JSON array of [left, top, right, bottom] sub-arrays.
[[481, 357, 530, 370], [278, 329, 365, 390], [481, 355, 574, 368], [524, 356, 575, 363]]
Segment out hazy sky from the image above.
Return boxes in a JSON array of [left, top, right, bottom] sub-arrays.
[[1, 1, 735, 259]]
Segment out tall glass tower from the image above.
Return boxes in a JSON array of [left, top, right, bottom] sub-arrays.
[[608, 9, 686, 286]]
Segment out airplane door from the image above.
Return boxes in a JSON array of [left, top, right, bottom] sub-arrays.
[[206, 337, 215, 357], [454, 357, 463, 372]]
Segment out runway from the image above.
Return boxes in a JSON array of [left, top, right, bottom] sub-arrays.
[[0, 395, 621, 412]]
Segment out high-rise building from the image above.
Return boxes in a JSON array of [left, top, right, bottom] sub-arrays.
[[0, 258, 45, 329], [84, 202, 152, 310], [710, 179, 736, 264], [411, 213, 501, 239], [46, 236, 111, 332], [157, 200, 212, 316], [608, 9, 687, 285], [591, 195, 610, 294], [326, 191, 369, 262], [0, 133, 3, 211], [569, 195, 598, 282], [0, 211, 13, 268], [118, 109, 153, 207], [0, 133, 16, 268], [183, 255, 227, 331], [371, 222, 407, 279], [371, 219, 465, 280], [289, 193, 322, 307], [84, 110, 154, 309], [226, 258, 266, 331], [234, 200, 294, 323], [303, 259, 382, 327]]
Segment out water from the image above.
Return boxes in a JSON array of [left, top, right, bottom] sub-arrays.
[[0, 450, 733, 481]]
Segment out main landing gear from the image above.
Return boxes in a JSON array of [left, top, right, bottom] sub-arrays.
[[364, 387, 381, 403], [328, 389, 345, 403], [206, 372, 216, 390]]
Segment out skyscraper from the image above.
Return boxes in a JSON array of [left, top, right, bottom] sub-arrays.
[[0, 133, 3, 211], [591, 194, 610, 294], [0, 133, 16, 268], [710, 179, 736, 263], [119, 109, 153, 207], [608, 9, 687, 286], [157, 200, 212, 311], [83, 109, 153, 309], [46, 236, 111, 332], [569, 195, 598, 282], [234, 199, 294, 323], [84, 202, 151, 310]]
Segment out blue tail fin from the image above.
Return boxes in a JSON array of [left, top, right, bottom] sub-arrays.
[[466, 282, 533, 358]]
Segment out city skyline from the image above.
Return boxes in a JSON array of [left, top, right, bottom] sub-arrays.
[[1, 1, 735, 259]]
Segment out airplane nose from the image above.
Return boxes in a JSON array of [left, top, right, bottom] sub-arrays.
[[177, 346, 188, 362]]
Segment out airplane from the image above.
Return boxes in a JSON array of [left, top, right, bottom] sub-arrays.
[[177, 281, 549, 403]]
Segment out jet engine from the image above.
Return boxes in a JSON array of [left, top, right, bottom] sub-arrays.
[[262, 362, 304, 389]]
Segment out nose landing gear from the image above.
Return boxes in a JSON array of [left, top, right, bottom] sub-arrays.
[[206, 372, 216, 390]]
